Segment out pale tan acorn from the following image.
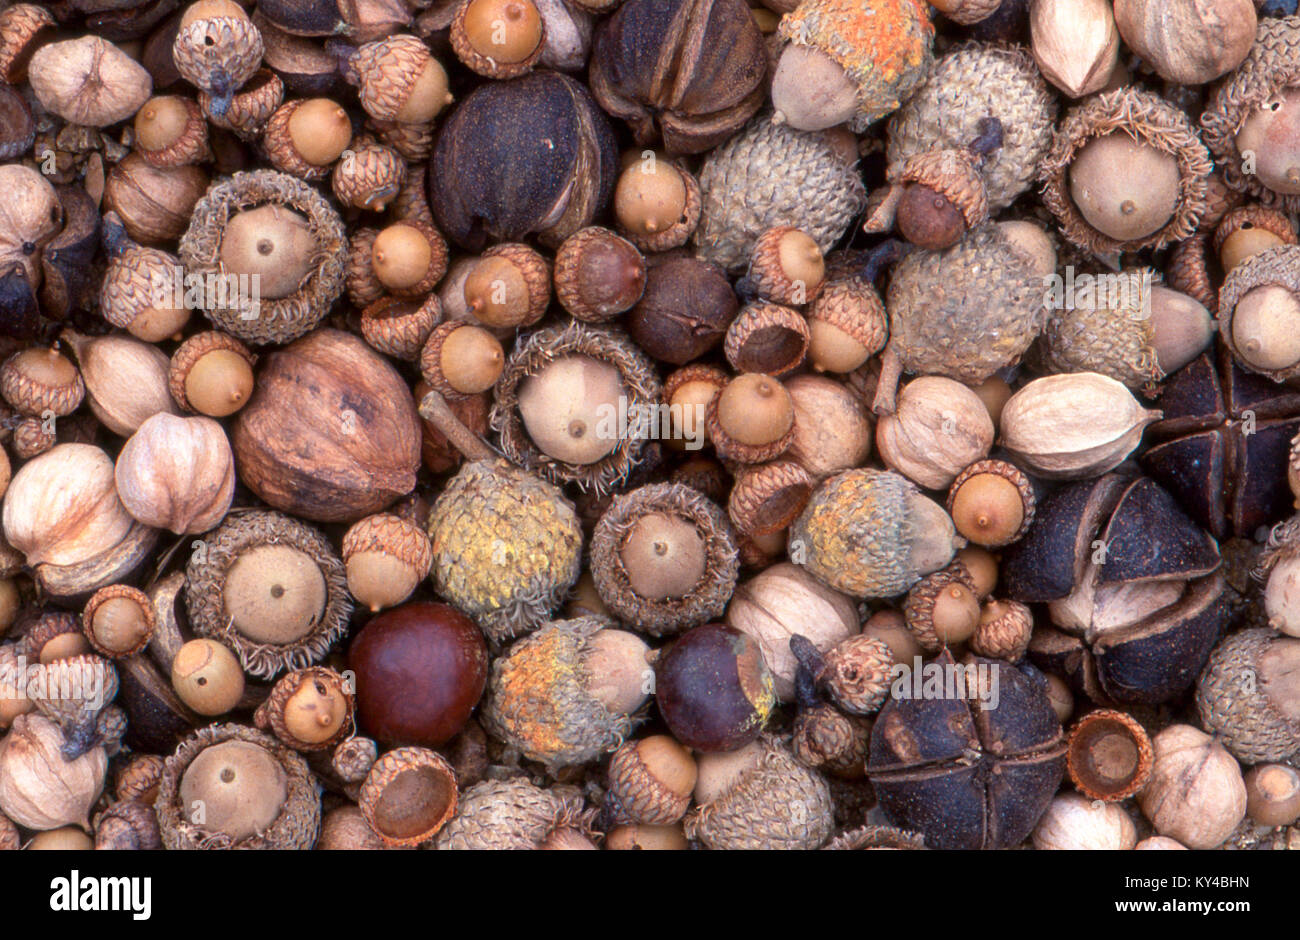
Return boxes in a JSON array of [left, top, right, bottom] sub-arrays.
[[332, 141, 407, 212], [134, 96, 210, 168], [604, 735, 697, 825], [450, 0, 547, 79], [348, 35, 454, 124], [82, 584, 155, 659], [367, 219, 449, 298], [341, 513, 433, 613], [903, 563, 982, 652], [1213, 205, 1298, 274], [99, 235, 191, 343], [360, 295, 441, 362], [169, 331, 256, 418], [945, 459, 1036, 548], [747, 226, 827, 306], [612, 156, 702, 253], [263, 98, 354, 180], [706, 373, 797, 465], [805, 276, 888, 374]]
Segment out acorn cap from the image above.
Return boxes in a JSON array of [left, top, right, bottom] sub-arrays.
[[900, 148, 989, 230], [820, 634, 896, 715], [824, 824, 927, 850], [28, 652, 118, 741], [728, 460, 813, 538], [1197, 628, 1300, 763], [724, 302, 811, 376], [1041, 87, 1211, 255], [200, 68, 283, 139], [115, 753, 165, 803], [136, 97, 209, 169], [491, 320, 662, 495], [450, 0, 545, 79], [792, 703, 869, 778], [178, 169, 347, 346], [263, 99, 338, 180], [360, 294, 441, 362], [343, 513, 432, 580], [0, 348, 84, 417], [705, 375, 798, 465], [346, 227, 385, 309], [480, 617, 640, 769], [605, 737, 695, 825], [370, 118, 435, 163], [254, 666, 356, 752], [969, 598, 1033, 661], [1213, 205, 1297, 259], [357, 746, 457, 846], [172, 3, 264, 101], [945, 458, 1035, 548], [902, 563, 980, 652], [168, 330, 256, 414], [590, 482, 739, 636], [1041, 269, 1164, 391], [82, 584, 155, 659], [1066, 708, 1153, 802], [332, 142, 407, 211], [184, 509, 353, 681], [156, 723, 321, 850], [21, 611, 86, 663], [806, 276, 889, 371], [887, 42, 1056, 213], [0, 4, 56, 84], [1165, 233, 1217, 316], [1218, 244, 1300, 381], [434, 777, 573, 850], [553, 226, 647, 322], [617, 162, 702, 254], [426, 459, 583, 645], [684, 735, 834, 850], [331, 736, 379, 785], [351, 35, 444, 122], [776, 0, 934, 133], [748, 225, 826, 306]]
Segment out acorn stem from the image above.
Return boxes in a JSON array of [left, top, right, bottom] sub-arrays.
[[418, 388, 496, 462], [325, 39, 361, 85], [101, 211, 134, 258], [789, 633, 827, 681], [871, 345, 903, 415]]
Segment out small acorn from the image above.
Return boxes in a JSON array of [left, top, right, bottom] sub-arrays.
[[805, 277, 888, 374], [706, 373, 796, 465], [746, 226, 826, 306], [171, 0, 265, 119], [604, 735, 698, 825], [99, 221, 191, 344], [171, 638, 245, 717], [168, 331, 255, 417], [903, 564, 982, 652], [946, 459, 1035, 548], [420, 322, 504, 400], [968, 598, 1033, 662], [815, 633, 895, 715], [451, 0, 546, 79], [22, 612, 90, 665], [435, 777, 589, 849], [341, 513, 432, 613], [348, 35, 454, 124], [0, 348, 83, 418], [370, 220, 448, 298], [1214, 206, 1296, 274], [134, 96, 210, 168], [1218, 245, 1300, 380], [332, 140, 406, 212], [263, 98, 354, 179], [254, 667, 354, 751], [1244, 764, 1300, 828], [612, 155, 701, 253], [553, 227, 646, 322], [95, 800, 163, 851], [462, 242, 550, 329], [82, 585, 155, 659], [895, 132, 997, 251], [1066, 708, 1153, 802], [116, 754, 165, 804]]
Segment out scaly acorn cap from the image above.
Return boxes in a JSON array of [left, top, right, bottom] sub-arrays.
[[369, 118, 435, 163], [357, 746, 457, 846], [902, 563, 980, 652], [332, 141, 407, 211], [479, 617, 641, 769], [262, 99, 337, 180], [168, 330, 255, 414], [945, 458, 1036, 548], [604, 737, 695, 825], [359, 294, 441, 362], [184, 509, 353, 681], [82, 584, 155, 659], [1196, 627, 1300, 763], [172, 3, 264, 101], [887, 42, 1056, 212], [0, 4, 55, 84], [792, 703, 869, 777], [899, 148, 989, 230], [590, 482, 740, 636], [1065, 708, 1153, 802], [253, 666, 355, 752], [136, 97, 209, 168], [332, 736, 378, 784], [156, 723, 321, 850], [684, 735, 834, 850], [200, 68, 283, 139], [819, 633, 894, 715], [179, 169, 347, 346], [777, 0, 934, 133], [724, 302, 811, 376], [468, 242, 551, 328], [1165, 233, 1217, 315], [806, 276, 889, 372], [728, 460, 813, 538], [426, 459, 583, 645], [1218, 243, 1300, 381], [1213, 205, 1297, 260], [1041, 268, 1163, 391], [116, 753, 165, 803], [491, 321, 662, 496], [346, 227, 384, 308], [435, 777, 585, 849], [419, 320, 503, 400], [350, 35, 449, 122], [969, 598, 1033, 661], [1041, 86, 1211, 255], [21, 611, 85, 663]]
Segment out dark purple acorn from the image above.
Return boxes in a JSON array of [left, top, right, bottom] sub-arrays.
[[654, 622, 776, 751], [866, 652, 1066, 849]]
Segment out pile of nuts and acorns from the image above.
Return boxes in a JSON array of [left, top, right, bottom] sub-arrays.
[[0, 0, 1298, 852]]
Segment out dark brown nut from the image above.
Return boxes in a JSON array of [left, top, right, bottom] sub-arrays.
[[626, 257, 738, 365], [553, 226, 646, 322]]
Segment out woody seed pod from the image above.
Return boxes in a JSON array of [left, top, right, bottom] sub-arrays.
[[115, 413, 235, 534], [1196, 628, 1300, 764], [627, 256, 737, 364], [342, 513, 432, 613], [876, 376, 994, 491], [783, 374, 872, 483], [168, 331, 255, 417], [1138, 724, 1246, 850], [29, 37, 153, 127], [656, 622, 775, 752], [1032, 792, 1137, 850], [62, 331, 178, 436], [104, 154, 209, 246], [0, 714, 106, 831]]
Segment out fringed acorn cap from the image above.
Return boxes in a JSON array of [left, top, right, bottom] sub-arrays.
[[685, 735, 834, 850], [435, 777, 575, 850], [887, 43, 1056, 212], [82, 584, 155, 659], [254, 666, 355, 752], [0, 4, 55, 84], [1218, 244, 1300, 381], [178, 169, 347, 346], [1041, 269, 1163, 391], [360, 295, 441, 362], [1197, 628, 1300, 763], [969, 598, 1033, 661], [135, 97, 209, 168], [200, 68, 283, 139], [491, 321, 662, 496], [1165, 233, 1217, 315], [724, 303, 810, 376], [824, 824, 926, 850], [590, 482, 739, 636], [426, 459, 583, 645], [899, 148, 988, 231], [1066, 708, 1153, 802], [694, 116, 866, 272], [156, 723, 321, 850], [479, 617, 642, 769], [1213, 205, 1297, 261], [1201, 17, 1300, 214], [1041, 87, 1211, 256], [332, 141, 407, 212], [184, 509, 353, 681], [777, 0, 933, 133], [358, 746, 457, 846]]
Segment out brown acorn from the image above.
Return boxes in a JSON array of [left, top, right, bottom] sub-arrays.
[[169, 331, 256, 418], [134, 96, 210, 168], [903, 563, 982, 652], [553, 226, 646, 322], [605, 735, 698, 825], [98, 223, 191, 344], [0, 4, 56, 84], [462, 242, 551, 329], [94, 800, 163, 851], [724, 303, 810, 377], [200, 68, 284, 139], [612, 156, 702, 253], [333, 141, 407, 212], [348, 34, 454, 125], [1066, 708, 1153, 802], [968, 598, 1033, 662], [818, 634, 895, 715], [896, 147, 991, 251], [419, 321, 505, 400], [263, 98, 354, 179], [360, 295, 441, 363], [171, 0, 265, 119], [662, 364, 727, 452], [358, 746, 458, 846], [82, 584, 155, 659], [945, 459, 1035, 548], [10, 418, 54, 459], [747, 226, 827, 306], [1197, 627, 1300, 763], [1214, 205, 1297, 274], [806, 276, 889, 374], [368, 220, 449, 298], [0, 348, 84, 417], [791, 702, 871, 779], [254, 667, 356, 752], [341, 513, 433, 613], [450, 0, 547, 79], [626, 256, 738, 364], [727, 460, 812, 539], [21, 611, 88, 664], [706, 373, 797, 465]]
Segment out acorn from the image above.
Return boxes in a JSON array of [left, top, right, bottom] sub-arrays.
[[1258, 517, 1300, 637], [82, 584, 155, 659], [824, 825, 927, 850], [360, 295, 441, 363], [1196, 628, 1300, 764], [168, 331, 255, 417], [492, 321, 661, 494], [771, 0, 933, 133], [348, 35, 453, 124], [170, 638, 245, 717], [903, 564, 982, 652], [157, 723, 320, 850], [814, 634, 895, 715], [341, 514, 432, 614], [255, 667, 354, 752], [357, 746, 457, 847], [1214, 205, 1297, 274], [805, 276, 888, 374], [10, 417, 54, 456], [333, 140, 406, 212], [435, 777, 591, 850], [1244, 764, 1300, 828], [179, 169, 347, 345], [655, 622, 775, 752], [791, 700, 870, 780], [369, 220, 448, 298], [784, 374, 872, 483], [589, 0, 767, 153], [1065, 708, 1153, 802], [426, 460, 583, 645], [969, 598, 1033, 662], [429, 71, 617, 251], [451, 0, 546, 79], [591, 482, 738, 636], [1218, 245, 1300, 381], [895, 144, 992, 252], [876, 376, 994, 490], [553, 226, 646, 322], [605, 736, 697, 826], [685, 736, 834, 850], [331, 736, 379, 784], [263, 98, 353, 179], [626, 257, 738, 364], [481, 617, 650, 768], [419, 322, 503, 402], [886, 43, 1056, 217], [171, 0, 265, 119], [316, 805, 391, 851], [724, 303, 810, 377], [98, 222, 191, 344], [744, 226, 826, 307], [200, 68, 284, 138], [1042, 87, 1210, 255], [184, 509, 352, 681], [612, 155, 701, 253], [22, 612, 89, 665], [706, 373, 796, 465], [695, 117, 866, 272], [790, 468, 962, 599], [134, 96, 209, 168], [0, 4, 55, 84], [94, 800, 163, 851], [461, 242, 550, 329], [24, 653, 119, 758], [946, 459, 1035, 548], [0, 348, 84, 418]]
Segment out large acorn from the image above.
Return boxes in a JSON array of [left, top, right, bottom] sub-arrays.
[[772, 0, 933, 133], [790, 468, 962, 599], [426, 460, 583, 645], [435, 778, 594, 849], [589, 0, 767, 154], [1196, 627, 1300, 765], [866, 651, 1066, 850], [1218, 244, 1300, 381], [231, 329, 422, 524], [184, 509, 352, 681], [178, 169, 347, 345], [430, 71, 617, 251], [1002, 473, 1228, 705]]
